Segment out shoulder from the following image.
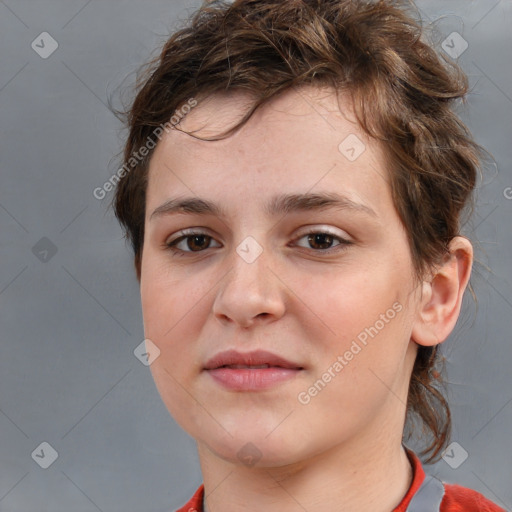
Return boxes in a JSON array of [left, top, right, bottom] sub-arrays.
[[441, 483, 508, 512], [403, 447, 507, 512], [174, 484, 204, 512]]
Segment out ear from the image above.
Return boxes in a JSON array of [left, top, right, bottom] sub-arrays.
[[411, 236, 473, 347]]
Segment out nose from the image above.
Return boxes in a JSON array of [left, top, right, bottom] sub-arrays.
[[212, 242, 286, 329]]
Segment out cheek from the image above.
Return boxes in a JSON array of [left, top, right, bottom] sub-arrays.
[[140, 266, 205, 394], [303, 259, 414, 396], [294, 295, 412, 440], [306, 262, 406, 340], [141, 262, 208, 428], [141, 253, 202, 338]]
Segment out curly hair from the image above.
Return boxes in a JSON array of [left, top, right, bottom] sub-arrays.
[[112, 0, 482, 463]]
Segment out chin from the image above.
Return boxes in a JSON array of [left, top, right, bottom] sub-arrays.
[[197, 425, 310, 468]]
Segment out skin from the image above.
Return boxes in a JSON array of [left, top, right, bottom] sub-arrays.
[[139, 86, 473, 512]]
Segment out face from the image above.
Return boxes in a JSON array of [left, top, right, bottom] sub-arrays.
[[140, 87, 422, 467]]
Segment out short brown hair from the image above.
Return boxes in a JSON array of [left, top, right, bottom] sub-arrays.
[[112, 0, 482, 463]]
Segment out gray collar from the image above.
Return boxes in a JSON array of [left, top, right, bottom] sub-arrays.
[[406, 473, 445, 511]]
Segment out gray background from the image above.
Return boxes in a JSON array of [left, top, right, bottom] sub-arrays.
[[0, 1, 511, 511]]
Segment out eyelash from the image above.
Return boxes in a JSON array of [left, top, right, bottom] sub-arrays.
[[164, 229, 352, 257]]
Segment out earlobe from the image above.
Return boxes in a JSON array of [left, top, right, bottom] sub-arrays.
[[411, 236, 473, 347]]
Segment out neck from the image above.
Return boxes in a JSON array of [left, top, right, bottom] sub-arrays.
[[198, 434, 413, 512]]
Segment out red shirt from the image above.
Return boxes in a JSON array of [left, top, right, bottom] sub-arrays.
[[175, 448, 507, 511]]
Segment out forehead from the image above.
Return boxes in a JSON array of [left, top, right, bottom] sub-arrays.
[[145, 86, 392, 220], [172, 86, 373, 144]]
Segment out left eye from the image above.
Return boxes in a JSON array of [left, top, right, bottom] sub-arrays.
[[165, 230, 351, 255], [295, 231, 349, 251]]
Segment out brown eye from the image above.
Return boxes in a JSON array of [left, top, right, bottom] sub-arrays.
[[307, 233, 336, 250], [295, 230, 351, 253], [184, 234, 212, 252], [165, 231, 221, 254]]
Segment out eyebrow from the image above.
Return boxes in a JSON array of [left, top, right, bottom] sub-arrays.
[[149, 192, 377, 222]]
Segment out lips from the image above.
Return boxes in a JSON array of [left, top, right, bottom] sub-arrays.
[[203, 349, 304, 391], [203, 349, 303, 371]]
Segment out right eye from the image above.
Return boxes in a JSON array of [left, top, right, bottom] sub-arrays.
[[165, 230, 222, 255]]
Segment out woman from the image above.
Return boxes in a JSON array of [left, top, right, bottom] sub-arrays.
[[112, 0, 506, 510]]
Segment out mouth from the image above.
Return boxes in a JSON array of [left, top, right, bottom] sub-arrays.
[[218, 364, 277, 369], [203, 350, 304, 391], [203, 349, 303, 371]]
